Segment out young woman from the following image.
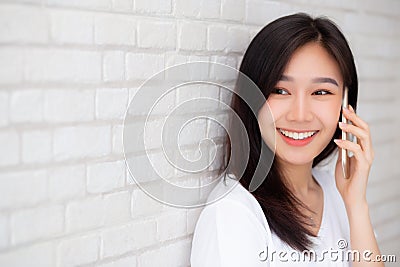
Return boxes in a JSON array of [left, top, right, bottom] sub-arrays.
[[191, 13, 383, 266]]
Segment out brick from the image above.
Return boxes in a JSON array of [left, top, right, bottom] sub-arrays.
[[47, 0, 111, 10], [0, 48, 24, 83], [207, 113, 229, 139], [165, 54, 188, 68], [127, 151, 176, 183], [245, 1, 293, 25], [95, 14, 136, 46], [200, 0, 220, 19], [367, 177, 400, 206], [112, 124, 124, 154], [112, 0, 133, 11], [176, 83, 220, 113], [357, 101, 397, 123], [134, 0, 172, 14], [343, 13, 397, 37], [44, 89, 95, 122], [50, 10, 94, 44], [358, 80, 395, 102], [187, 207, 202, 234], [0, 241, 54, 267], [103, 51, 125, 81], [21, 130, 52, 164], [138, 238, 191, 267], [10, 89, 43, 123], [87, 160, 125, 193], [349, 34, 398, 60], [101, 220, 157, 258], [208, 25, 228, 51], [178, 22, 207, 51], [130, 87, 175, 116], [96, 88, 128, 120], [131, 186, 163, 217], [103, 191, 131, 225], [25, 48, 102, 82], [137, 20, 176, 49], [0, 4, 48, 43], [123, 120, 145, 155], [98, 255, 137, 267], [66, 196, 104, 232], [221, 0, 245, 21], [369, 121, 397, 145], [11, 204, 64, 245], [8, 0, 43, 4], [358, 0, 400, 16], [0, 92, 8, 126], [153, 150, 179, 178], [0, 129, 19, 167], [357, 58, 397, 80], [227, 27, 250, 53], [0, 213, 8, 250], [142, 118, 164, 150], [48, 165, 86, 201], [0, 170, 47, 209], [57, 234, 100, 267], [156, 210, 187, 241], [53, 125, 111, 161], [175, 0, 220, 19], [175, 0, 201, 17], [126, 53, 164, 80]]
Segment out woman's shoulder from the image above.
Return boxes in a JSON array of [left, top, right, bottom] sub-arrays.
[[196, 174, 264, 227], [191, 174, 271, 266], [201, 173, 270, 230]]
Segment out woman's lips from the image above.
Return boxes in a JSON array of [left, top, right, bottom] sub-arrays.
[[277, 128, 319, 147]]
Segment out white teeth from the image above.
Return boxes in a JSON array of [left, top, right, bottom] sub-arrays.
[[279, 129, 317, 140]]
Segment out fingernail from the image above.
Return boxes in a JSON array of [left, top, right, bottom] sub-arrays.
[[349, 105, 354, 112], [333, 139, 341, 144], [339, 122, 346, 128], [343, 107, 349, 113]]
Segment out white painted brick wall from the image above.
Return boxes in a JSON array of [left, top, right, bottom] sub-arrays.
[[10, 90, 43, 123], [50, 10, 94, 45], [87, 160, 126, 193], [48, 165, 86, 201], [57, 234, 100, 267], [11, 204, 64, 245], [103, 51, 125, 81], [0, 0, 399, 266], [45, 89, 95, 122], [94, 14, 136, 46], [53, 125, 111, 161], [178, 22, 207, 51]]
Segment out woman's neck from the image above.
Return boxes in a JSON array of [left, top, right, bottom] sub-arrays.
[[277, 159, 317, 198]]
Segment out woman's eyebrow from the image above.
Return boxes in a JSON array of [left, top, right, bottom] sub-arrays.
[[280, 75, 339, 87], [311, 77, 339, 87]]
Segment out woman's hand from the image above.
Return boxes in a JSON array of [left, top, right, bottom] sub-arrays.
[[333, 105, 374, 210]]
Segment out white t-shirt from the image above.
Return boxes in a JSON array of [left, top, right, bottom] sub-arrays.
[[191, 168, 352, 267]]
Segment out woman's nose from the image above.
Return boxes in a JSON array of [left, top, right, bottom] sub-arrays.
[[286, 95, 314, 122]]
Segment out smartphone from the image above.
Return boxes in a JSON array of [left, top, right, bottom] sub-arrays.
[[341, 87, 350, 179]]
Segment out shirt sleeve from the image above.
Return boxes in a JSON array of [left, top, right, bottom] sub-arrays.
[[191, 199, 270, 267]]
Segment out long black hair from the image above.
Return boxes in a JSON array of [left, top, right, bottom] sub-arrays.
[[227, 13, 358, 251]]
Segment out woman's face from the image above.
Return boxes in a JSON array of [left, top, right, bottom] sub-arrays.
[[258, 42, 343, 166]]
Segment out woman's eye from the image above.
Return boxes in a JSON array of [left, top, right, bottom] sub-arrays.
[[312, 90, 332, 95], [273, 88, 289, 95]]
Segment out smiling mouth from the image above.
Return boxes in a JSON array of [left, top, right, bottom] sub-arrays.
[[278, 128, 319, 140]]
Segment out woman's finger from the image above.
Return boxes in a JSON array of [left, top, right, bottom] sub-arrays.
[[338, 122, 374, 163], [343, 105, 369, 131], [333, 139, 368, 165]]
